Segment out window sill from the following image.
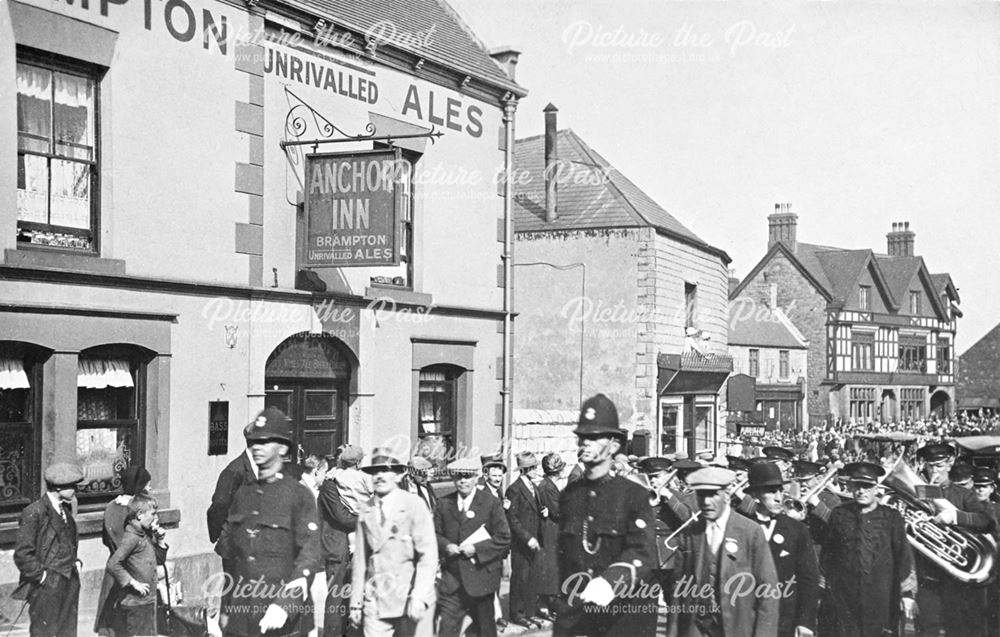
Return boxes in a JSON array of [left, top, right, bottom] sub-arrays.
[[5, 248, 125, 276], [0, 507, 180, 548], [364, 286, 432, 307]]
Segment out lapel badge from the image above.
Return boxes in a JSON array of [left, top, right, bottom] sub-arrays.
[[466, 510, 475, 519], [391, 525, 399, 535], [773, 533, 784, 545], [724, 538, 738, 555]]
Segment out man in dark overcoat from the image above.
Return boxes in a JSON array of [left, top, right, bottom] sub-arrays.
[[505, 450, 545, 628], [818, 462, 916, 637], [215, 408, 321, 637], [317, 445, 364, 637], [553, 394, 659, 637], [13, 462, 85, 637], [743, 461, 819, 637], [434, 457, 511, 637]]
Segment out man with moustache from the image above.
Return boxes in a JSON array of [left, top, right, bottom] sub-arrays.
[[743, 462, 819, 637], [434, 458, 511, 637], [349, 450, 437, 637], [215, 408, 321, 637], [817, 462, 916, 637], [552, 394, 658, 637], [13, 462, 86, 637], [479, 453, 507, 503], [913, 443, 991, 637], [673, 467, 779, 637]]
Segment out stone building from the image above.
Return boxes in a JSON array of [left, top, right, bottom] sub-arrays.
[[512, 106, 732, 458], [731, 206, 961, 425], [0, 0, 525, 614]]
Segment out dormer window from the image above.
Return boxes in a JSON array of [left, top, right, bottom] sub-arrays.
[[909, 291, 921, 315], [859, 286, 871, 311]]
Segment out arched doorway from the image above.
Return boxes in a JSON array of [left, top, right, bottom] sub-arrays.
[[264, 333, 355, 463], [930, 390, 951, 419]]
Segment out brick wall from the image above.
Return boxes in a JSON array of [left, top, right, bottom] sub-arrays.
[[736, 252, 830, 423]]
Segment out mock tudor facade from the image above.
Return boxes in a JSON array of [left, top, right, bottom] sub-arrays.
[[731, 206, 960, 425]]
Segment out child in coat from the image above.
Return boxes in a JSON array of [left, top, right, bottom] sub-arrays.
[[106, 494, 168, 636]]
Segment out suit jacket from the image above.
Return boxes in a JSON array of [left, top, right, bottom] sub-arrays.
[[13, 496, 78, 595], [351, 489, 438, 619], [318, 478, 358, 563], [207, 451, 256, 543], [674, 510, 780, 637], [566, 464, 585, 485], [760, 514, 819, 636], [505, 477, 542, 549], [434, 490, 511, 598]]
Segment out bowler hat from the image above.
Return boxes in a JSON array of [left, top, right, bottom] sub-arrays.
[[574, 394, 626, 439], [747, 462, 787, 491], [686, 467, 736, 491], [44, 462, 85, 488], [637, 457, 673, 475], [480, 452, 508, 473], [843, 462, 885, 486], [762, 446, 795, 462], [245, 407, 292, 444], [516, 451, 538, 470], [362, 449, 407, 474], [917, 443, 955, 464]]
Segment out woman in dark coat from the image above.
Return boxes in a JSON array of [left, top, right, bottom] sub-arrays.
[[95, 466, 152, 636], [537, 452, 566, 619]]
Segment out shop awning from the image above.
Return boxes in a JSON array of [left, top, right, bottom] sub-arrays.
[[0, 357, 30, 390], [657, 352, 732, 396], [78, 358, 133, 389]]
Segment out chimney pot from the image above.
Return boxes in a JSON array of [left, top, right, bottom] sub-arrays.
[[544, 104, 558, 223]]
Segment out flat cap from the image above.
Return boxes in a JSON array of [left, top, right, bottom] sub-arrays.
[[762, 446, 795, 462], [843, 462, 885, 485], [44, 462, 85, 487], [673, 459, 703, 473], [917, 443, 955, 464], [448, 458, 481, 477], [686, 467, 736, 491], [637, 457, 674, 474], [973, 468, 996, 486], [338, 444, 365, 465]]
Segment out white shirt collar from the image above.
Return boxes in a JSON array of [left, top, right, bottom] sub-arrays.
[[47, 492, 65, 516], [711, 505, 732, 534], [245, 448, 259, 479], [458, 490, 476, 511]]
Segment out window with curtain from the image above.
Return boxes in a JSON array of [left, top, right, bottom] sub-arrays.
[[16, 53, 100, 252], [0, 347, 42, 514], [417, 364, 461, 476], [748, 349, 759, 378], [76, 351, 144, 504]]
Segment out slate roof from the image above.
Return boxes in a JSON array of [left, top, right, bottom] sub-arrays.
[[958, 322, 1000, 408], [814, 249, 874, 305], [292, 0, 525, 95], [512, 129, 730, 262], [729, 303, 808, 349]]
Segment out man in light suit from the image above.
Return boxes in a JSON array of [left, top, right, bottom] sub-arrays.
[[674, 466, 780, 637], [350, 450, 438, 637], [434, 458, 511, 637], [743, 462, 819, 637]]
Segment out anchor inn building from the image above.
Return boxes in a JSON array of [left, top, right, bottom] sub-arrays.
[[0, 0, 526, 609]]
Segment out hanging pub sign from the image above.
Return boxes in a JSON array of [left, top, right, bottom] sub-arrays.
[[304, 149, 402, 267]]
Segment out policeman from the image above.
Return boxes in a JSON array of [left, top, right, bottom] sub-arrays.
[[552, 394, 658, 637], [215, 407, 321, 637]]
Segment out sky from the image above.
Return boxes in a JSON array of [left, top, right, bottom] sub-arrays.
[[450, 0, 1000, 353]]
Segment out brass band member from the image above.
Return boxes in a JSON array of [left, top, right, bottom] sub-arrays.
[[971, 468, 1000, 637], [817, 462, 916, 637]]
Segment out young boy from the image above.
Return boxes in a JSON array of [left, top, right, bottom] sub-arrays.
[[327, 444, 372, 515], [106, 494, 168, 636]]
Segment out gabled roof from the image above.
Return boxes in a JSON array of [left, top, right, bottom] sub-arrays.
[[729, 241, 833, 302], [815, 249, 897, 309], [512, 129, 730, 263], [958, 321, 1000, 408], [729, 301, 808, 349], [931, 273, 961, 304], [291, 0, 526, 96]]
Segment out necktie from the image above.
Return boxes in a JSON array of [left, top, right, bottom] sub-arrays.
[[708, 522, 722, 554], [378, 499, 386, 526], [59, 504, 67, 523]]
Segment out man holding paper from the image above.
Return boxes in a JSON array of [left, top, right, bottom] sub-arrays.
[[434, 457, 512, 637]]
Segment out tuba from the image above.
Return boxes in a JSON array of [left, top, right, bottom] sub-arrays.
[[881, 459, 997, 584]]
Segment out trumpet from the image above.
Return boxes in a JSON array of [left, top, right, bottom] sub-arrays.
[[627, 469, 679, 506], [784, 461, 844, 515]]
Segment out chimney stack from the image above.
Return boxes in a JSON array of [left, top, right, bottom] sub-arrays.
[[489, 46, 521, 81], [886, 220, 915, 257], [544, 103, 558, 223], [767, 202, 798, 253]]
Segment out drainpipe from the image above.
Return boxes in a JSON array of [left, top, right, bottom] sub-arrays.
[[501, 93, 518, 473]]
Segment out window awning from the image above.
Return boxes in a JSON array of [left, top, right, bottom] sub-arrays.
[[78, 358, 133, 389], [0, 357, 30, 390], [657, 352, 733, 396]]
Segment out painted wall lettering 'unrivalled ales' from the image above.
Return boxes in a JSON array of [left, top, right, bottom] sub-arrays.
[[400, 84, 483, 138]]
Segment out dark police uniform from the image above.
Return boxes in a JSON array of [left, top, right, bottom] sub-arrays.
[[215, 409, 321, 637], [553, 394, 658, 637]]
